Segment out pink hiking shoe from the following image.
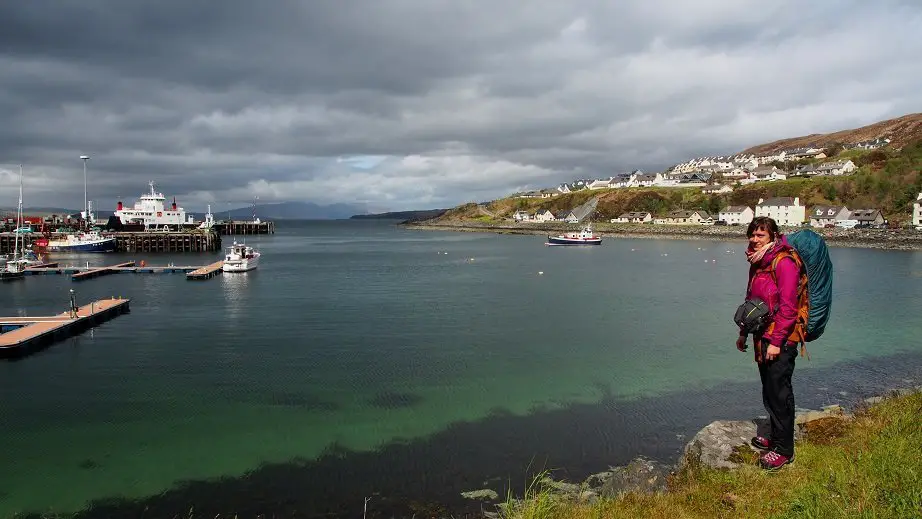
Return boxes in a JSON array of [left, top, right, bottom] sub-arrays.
[[759, 450, 794, 470], [751, 436, 772, 450]]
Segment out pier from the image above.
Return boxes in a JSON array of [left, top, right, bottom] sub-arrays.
[[186, 260, 225, 280], [213, 220, 275, 235], [19, 262, 226, 281], [0, 297, 130, 358], [0, 230, 222, 254], [71, 261, 136, 281]]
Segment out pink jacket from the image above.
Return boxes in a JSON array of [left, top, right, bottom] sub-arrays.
[[745, 236, 800, 347]]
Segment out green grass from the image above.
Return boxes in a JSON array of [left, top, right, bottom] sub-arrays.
[[497, 392, 922, 519]]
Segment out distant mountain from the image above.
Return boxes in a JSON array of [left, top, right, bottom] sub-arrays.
[[740, 113, 922, 155], [350, 209, 448, 222], [223, 201, 365, 220]]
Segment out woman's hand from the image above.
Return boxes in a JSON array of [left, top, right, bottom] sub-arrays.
[[736, 335, 747, 352], [764, 344, 781, 361]]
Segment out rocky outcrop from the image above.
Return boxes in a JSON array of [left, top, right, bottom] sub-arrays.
[[681, 405, 847, 470]]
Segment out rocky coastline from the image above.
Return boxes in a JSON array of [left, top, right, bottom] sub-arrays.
[[405, 221, 922, 250], [462, 385, 922, 513]]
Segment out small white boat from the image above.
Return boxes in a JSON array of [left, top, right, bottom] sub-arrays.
[[222, 241, 260, 272]]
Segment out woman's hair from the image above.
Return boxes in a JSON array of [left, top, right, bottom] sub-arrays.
[[747, 216, 779, 240]]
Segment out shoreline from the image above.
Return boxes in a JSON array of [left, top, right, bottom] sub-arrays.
[[404, 221, 922, 250]]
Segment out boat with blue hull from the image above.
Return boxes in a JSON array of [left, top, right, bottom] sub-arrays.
[[46, 232, 117, 253], [546, 223, 602, 246]]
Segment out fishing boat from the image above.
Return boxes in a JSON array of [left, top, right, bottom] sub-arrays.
[[222, 240, 260, 272], [46, 231, 116, 253], [546, 223, 602, 246]]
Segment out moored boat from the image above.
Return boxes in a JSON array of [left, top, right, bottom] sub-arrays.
[[546, 223, 602, 246], [222, 240, 260, 272], [46, 231, 117, 253]]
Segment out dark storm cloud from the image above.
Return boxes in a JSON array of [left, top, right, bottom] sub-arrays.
[[1, 0, 921, 211]]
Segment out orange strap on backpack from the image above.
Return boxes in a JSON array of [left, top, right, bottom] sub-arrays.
[[765, 250, 811, 360]]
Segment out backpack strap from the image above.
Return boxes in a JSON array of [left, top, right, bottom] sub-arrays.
[[769, 250, 811, 360]]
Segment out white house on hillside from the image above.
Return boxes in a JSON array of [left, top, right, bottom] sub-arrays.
[[914, 193, 922, 229], [534, 209, 556, 222], [654, 210, 713, 225], [815, 160, 857, 176], [809, 205, 850, 228], [755, 197, 806, 227], [612, 211, 652, 223], [719, 206, 754, 226]]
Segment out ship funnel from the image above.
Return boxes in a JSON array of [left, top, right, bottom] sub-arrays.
[[117, 201, 123, 211], [172, 197, 177, 211]]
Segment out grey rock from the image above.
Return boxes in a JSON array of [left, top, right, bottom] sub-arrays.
[[597, 456, 672, 497], [682, 418, 762, 470]]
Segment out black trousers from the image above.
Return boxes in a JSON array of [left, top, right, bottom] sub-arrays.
[[758, 343, 798, 457]]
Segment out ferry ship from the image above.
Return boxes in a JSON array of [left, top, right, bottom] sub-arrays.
[[114, 181, 197, 231], [546, 223, 602, 246]]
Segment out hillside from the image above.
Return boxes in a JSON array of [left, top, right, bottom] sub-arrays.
[[427, 140, 922, 225], [741, 113, 922, 155]]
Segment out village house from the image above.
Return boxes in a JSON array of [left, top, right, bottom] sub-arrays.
[[612, 211, 652, 224], [755, 197, 806, 227], [534, 209, 556, 222], [718, 206, 754, 226], [784, 147, 827, 161], [557, 204, 594, 223], [588, 178, 614, 190], [654, 209, 713, 225], [722, 167, 750, 180], [914, 193, 922, 229], [752, 166, 787, 181], [756, 151, 787, 165], [850, 208, 886, 227], [512, 210, 532, 222], [809, 205, 851, 228], [845, 137, 890, 150], [627, 173, 657, 188], [815, 160, 857, 176]]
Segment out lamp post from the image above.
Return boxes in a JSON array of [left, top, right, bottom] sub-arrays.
[[80, 155, 90, 223]]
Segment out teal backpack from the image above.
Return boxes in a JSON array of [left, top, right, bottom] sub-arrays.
[[785, 229, 834, 342]]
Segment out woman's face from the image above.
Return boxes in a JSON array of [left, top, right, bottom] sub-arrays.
[[749, 228, 772, 249]]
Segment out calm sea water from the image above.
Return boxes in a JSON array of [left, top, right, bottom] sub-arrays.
[[2, 220, 922, 518]]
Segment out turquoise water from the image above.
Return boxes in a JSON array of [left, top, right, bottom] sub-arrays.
[[1, 220, 922, 518]]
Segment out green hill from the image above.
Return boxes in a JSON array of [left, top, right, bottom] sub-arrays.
[[430, 141, 922, 226]]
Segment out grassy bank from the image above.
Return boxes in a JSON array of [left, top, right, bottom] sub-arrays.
[[498, 392, 922, 519]]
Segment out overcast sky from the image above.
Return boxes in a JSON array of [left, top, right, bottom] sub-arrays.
[[1, 1, 921, 213]]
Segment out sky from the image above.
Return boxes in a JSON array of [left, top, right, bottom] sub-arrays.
[[1, 1, 921, 213]]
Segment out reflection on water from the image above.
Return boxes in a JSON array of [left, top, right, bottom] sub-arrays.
[[221, 271, 251, 320]]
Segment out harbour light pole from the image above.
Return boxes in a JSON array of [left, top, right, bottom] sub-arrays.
[[80, 155, 90, 221]]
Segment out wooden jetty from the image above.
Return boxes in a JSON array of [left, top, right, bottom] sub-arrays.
[[0, 297, 130, 358], [186, 260, 225, 280], [72, 261, 136, 281]]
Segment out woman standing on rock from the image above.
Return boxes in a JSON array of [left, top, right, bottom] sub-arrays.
[[736, 216, 803, 470]]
